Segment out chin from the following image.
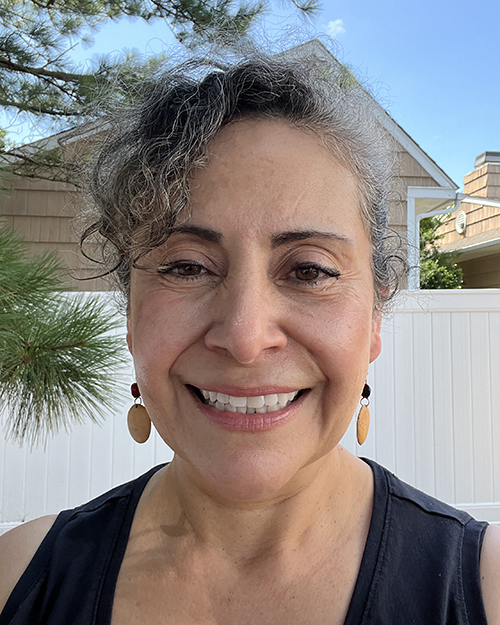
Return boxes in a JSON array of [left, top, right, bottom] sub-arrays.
[[190, 449, 303, 503]]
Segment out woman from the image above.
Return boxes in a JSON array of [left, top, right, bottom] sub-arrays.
[[1, 50, 499, 625]]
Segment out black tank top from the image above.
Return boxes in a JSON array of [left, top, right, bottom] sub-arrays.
[[0, 459, 489, 624]]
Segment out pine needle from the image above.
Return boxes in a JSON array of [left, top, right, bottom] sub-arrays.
[[0, 222, 129, 446]]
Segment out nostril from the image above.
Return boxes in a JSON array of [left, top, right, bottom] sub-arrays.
[[204, 306, 288, 363]]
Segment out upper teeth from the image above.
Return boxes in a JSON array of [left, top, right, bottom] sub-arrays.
[[199, 389, 299, 414]]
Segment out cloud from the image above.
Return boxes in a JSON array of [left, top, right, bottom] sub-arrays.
[[326, 19, 345, 38]]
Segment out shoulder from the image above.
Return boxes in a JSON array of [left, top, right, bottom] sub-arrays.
[[366, 458, 472, 525], [0, 515, 57, 614], [361, 460, 494, 622], [480, 524, 500, 625], [0, 465, 166, 617], [0, 465, 166, 619], [372, 463, 472, 527]]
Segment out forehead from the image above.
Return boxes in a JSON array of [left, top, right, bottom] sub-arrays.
[[186, 118, 365, 238]]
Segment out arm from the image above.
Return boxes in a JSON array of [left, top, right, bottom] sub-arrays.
[[481, 524, 500, 625], [0, 515, 57, 614]]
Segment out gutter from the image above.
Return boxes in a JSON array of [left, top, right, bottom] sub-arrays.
[[407, 189, 500, 290], [451, 236, 500, 257]]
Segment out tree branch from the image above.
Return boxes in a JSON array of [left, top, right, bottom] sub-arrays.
[[0, 97, 80, 116], [0, 56, 92, 84]]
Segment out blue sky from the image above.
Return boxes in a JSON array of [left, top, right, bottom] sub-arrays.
[[315, 0, 500, 189], [5, 0, 500, 189]]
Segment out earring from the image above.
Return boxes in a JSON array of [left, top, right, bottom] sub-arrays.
[[356, 383, 371, 445], [127, 382, 151, 443]]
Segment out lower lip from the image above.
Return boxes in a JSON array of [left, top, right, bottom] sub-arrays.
[[192, 390, 307, 432]]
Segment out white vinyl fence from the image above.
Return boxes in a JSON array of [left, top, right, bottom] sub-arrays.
[[1, 289, 500, 534]]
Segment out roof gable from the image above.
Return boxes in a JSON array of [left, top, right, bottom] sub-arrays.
[[290, 40, 457, 190]]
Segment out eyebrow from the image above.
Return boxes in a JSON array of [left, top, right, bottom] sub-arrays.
[[169, 225, 354, 248], [271, 230, 355, 248], [169, 225, 222, 244]]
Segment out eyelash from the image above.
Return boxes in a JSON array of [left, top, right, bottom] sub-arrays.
[[156, 261, 341, 285], [157, 261, 207, 281], [290, 262, 341, 286]]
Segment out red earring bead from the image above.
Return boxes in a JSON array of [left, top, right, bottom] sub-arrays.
[[131, 382, 140, 398]]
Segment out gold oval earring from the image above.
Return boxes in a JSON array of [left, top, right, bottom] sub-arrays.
[[127, 382, 151, 443], [356, 383, 371, 446]]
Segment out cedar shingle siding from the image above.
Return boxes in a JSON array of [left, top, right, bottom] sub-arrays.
[[0, 177, 108, 291]]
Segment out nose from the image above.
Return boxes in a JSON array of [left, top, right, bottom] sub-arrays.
[[204, 275, 288, 364]]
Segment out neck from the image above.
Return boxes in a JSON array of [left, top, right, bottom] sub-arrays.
[[148, 447, 373, 565]]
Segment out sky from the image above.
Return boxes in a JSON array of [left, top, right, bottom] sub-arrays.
[[5, 0, 500, 190]]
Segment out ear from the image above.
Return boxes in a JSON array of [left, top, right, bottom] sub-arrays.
[[369, 312, 382, 363], [126, 313, 133, 356]]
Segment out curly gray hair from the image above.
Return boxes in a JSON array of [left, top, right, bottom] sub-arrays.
[[82, 47, 407, 310]]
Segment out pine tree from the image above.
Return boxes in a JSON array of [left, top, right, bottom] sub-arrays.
[[419, 216, 463, 289], [0, 0, 318, 183], [0, 221, 129, 446], [0, 0, 318, 132]]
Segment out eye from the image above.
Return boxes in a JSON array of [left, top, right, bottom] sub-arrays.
[[157, 261, 206, 279], [291, 262, 341, 285], [174, 263, 203, 277], [295, 266, 320, 281]]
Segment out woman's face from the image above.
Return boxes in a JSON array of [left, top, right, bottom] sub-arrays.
[[127, 118, 382, 501]]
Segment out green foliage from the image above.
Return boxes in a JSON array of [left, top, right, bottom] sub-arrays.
[[0, 222, 129, 446], [0, 0, 319, 184], [337, 63, 358, 90], [0, 0, 319, 126], [419, 215, 463, 289]]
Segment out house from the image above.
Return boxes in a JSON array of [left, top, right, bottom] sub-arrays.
[[0, 40, 466, 291], [0, 122, 107, 291], [436, 152, 500, 288]]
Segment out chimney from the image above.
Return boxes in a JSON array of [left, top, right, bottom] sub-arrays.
[[463, 151, 500, 200], [474, 151, 500, 167]]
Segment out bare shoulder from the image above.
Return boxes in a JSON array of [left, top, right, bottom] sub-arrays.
[[480, 524, 500, 625], [0, 515, 57, 614]]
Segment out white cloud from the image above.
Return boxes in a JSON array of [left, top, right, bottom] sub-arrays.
[[326, 19, 345, 38]]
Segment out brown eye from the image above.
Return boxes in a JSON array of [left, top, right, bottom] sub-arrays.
[[295, 266, 320, 281], [157, 261, 206, 278], [289, 263, 341, 285], [176, 264, 202, 276]]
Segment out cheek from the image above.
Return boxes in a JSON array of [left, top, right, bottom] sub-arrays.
[[129, 293, 209, 378], [290, 298, 374, 407], [293, 295, 374, 361]]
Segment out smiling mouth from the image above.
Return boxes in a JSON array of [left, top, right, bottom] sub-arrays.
[[189, 386, 305, 414]]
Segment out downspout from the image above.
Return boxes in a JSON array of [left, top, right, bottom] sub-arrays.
[[410, 205, 458, 290], [406, 187, 457, 290]]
